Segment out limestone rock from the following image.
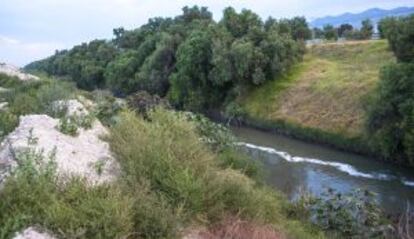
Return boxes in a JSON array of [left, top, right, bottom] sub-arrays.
[[13, 227, 55, 239], [0, 63, 39, 81], [0, 113, 119, 186]]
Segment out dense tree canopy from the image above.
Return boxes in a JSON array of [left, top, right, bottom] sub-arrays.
[[26, 6, 306, 112], [367, 14, 414, 165]]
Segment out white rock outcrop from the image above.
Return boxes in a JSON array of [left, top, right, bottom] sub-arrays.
[[53, 99, 89, 116], [0, 100, 119, 186], [13, 227, 55, 239], [0, 102, 8, 111], [0, 63, 39, 81]]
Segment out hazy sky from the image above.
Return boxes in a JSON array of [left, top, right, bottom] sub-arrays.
[[1, 0, 413, 66]]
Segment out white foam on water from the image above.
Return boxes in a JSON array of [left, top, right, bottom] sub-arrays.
[[402, 180, 414, 187], [235, 142, 414, 186]]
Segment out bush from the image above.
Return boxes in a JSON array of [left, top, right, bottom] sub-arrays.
[[108, 109, 324, 239], [57, 116, 79, 136], [2, 78, 74, 117], [217, 148, 262, 181], [297, 189, 391, 238], [383, 15, 414, 62], [127, 90, 170, 117], [0, 111, 18, 139], [367, 62, 414, 164], [0, 148, 133, 239], [90, 90, 125, 126], [36, 80, 75, 114], [183, 112, 235, 152]]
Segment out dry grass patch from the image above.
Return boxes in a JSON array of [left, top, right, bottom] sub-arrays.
[[242, 40, 395, 137]]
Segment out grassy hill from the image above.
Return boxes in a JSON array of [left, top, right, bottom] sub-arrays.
[[240, 40, 395, 138]]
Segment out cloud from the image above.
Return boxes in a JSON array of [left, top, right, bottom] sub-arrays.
[[0, 35, 64, 66], [1, 0, 413, 66]]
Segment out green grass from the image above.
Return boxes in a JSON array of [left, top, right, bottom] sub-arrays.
[[0, 74, 76, 139], [241, 40, 395, 138], [0, 106, 325, 238], [109, 109, 325, 238]]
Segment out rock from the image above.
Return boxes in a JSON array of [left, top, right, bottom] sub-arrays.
[[0, 113, 119, 186], [0, 63, 39, 81], [0, 102, 8, 111], [13, 227, 55, 239], [53, 99, 89, 116], [0, 87, 9, 92]]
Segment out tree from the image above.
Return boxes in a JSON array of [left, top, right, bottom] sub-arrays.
[[384, 15, 414, 62], [367, 63, 414, 164], [221, 7, 262, 38], [179, 6, 212, 23], [288, 17, 312, 40], [169, 30, 213, 110], [25, 5, 305, 114], [312, 27, 324, 39], [105, 50, 140, 94], [367, 15, 414, 165], [360, 19, 374, 39], [377, 17, 397, 39], [337, 24, 353, 38], [323, 24, 338, 40]]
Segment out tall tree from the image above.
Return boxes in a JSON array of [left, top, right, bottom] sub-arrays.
[[360, 19, 374, 39], [323, 24, 338, 40], [367, 14, 414, 165], [288, 17, 312, 40], [337, 24, 353, 38]]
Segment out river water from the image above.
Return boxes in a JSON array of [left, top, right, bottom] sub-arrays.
[[231, 126, 414, 213]]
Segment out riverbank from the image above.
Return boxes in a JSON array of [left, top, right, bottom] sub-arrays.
[[231, 126, 414, 214], [237, 40, 395, 161], [0, 73, 325, 239], [243, 116, 376, 156]]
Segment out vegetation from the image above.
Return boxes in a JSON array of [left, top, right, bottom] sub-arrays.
[[313, 19, 374, 41], [322, 24, 338, 40], [26, 6, 307, 113], [241, 40, 394, 138], [292, 189, 392, 238], [57, 116, 79, 136], [0, 74, 75, 139], [3, 4, 414, 238], [367, 14, 414, 165], [0, 105, 325, 238]]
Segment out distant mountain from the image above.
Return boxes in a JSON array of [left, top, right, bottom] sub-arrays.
[[310, 7, 414, 29]]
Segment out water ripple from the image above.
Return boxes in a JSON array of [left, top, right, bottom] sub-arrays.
[[236, 142, 413, 187]]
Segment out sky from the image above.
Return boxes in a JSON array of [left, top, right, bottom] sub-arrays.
[[1, 0, 413, 66]]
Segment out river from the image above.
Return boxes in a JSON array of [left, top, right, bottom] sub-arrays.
[[231, 126, 414, 213]]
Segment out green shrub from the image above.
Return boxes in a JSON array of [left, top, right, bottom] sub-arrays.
[[76, 113, 94, 129], [2, 78, 74, 118], [298, 189, 391, 238], [183, 112, 235, 152], [217, 148, 262, 181], [0, 147, 134, 239], [367, 62, 414, 164], [0, 111, 18, 138], [0, 73, 20, 88], [57, 116, 79, 136], [109, 109, 324, 239], [9, 94, 40, 116], [91, 90, 125, 126], [36, 81, 74, 114]]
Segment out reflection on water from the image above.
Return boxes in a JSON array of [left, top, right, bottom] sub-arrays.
[[231, 126, 414, 213]]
